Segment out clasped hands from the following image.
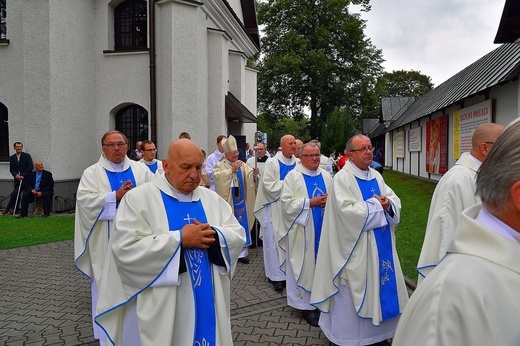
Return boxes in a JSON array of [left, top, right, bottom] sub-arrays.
[[374, 195, 390, 210], [181, 219, 216, 249], [310, 193, 328, 208]]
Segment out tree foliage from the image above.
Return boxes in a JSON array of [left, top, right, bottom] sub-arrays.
[[376, 70, 434, 99], [257, 0, 384, 139]]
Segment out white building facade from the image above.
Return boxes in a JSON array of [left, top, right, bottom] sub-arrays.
[[0, 0, 260, 203]]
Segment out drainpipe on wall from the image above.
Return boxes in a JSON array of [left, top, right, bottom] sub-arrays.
[[149, 0, 157, 144]]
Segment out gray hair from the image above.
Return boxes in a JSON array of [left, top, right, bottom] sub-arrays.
[[300, 142, 320, 156], [476, 118, 520, 213], [309, 139, 321, 149], [345, 134, 370, 152]]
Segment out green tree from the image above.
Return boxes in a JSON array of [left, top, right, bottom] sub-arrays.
[[320, 107, 356, 155], [376, 70, 434, 99], [257, 0, 383, 139], [257, 114, 310, 152]]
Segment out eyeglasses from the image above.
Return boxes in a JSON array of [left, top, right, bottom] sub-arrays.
[[350, 146, 373, 153], [301, 154, 321, 158], [103, 142, 127, 148], [143, 148, 157, 152], [484, 142, 494, 145]]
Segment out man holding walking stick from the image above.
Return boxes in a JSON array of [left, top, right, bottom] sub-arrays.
[[247, 133, 268, 248], [2, 142, 33, 215]]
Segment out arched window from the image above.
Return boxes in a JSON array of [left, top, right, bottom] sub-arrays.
[[114, 0, 147, 50], [115, 105, 148, 156], [0, 102, 8, 161]]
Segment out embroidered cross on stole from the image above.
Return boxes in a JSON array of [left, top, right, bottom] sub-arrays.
[[160, 192, 217, 346], [302, 174, 327, 257], [355, 176, 400, 322]]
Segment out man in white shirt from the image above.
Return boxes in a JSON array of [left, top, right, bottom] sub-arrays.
[[205, 135, 226, 191]]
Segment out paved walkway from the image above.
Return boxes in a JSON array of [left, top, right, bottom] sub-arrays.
[[0, 240, 330, 345], [0, 240, 415, 345]]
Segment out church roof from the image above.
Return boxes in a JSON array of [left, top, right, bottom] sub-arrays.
[[386, 43, 520, 131]]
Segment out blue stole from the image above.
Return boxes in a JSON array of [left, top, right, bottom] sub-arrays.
[[105, 168, 137, 208], [355, 176, 400, 322], [104, 168, 137, 194], [232, 168, 251, 246], [160, 192, 217, 345], [146, 162, 158, 173], [278, 160, 296, 180], [302, 174, 326, 257]]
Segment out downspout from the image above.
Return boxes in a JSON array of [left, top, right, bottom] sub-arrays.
[[149, 0, 157, 144]]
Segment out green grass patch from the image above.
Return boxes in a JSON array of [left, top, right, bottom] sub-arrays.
[[383, 170, 437, 282], [0, 215, 75, 250]]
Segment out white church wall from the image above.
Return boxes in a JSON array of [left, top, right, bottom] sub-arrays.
[[491, 80, 519, 125]]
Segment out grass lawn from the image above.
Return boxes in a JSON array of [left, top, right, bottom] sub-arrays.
[[0, 170, 436, 282], [383, 170, 437, 282], [0, 214, 75, 250]]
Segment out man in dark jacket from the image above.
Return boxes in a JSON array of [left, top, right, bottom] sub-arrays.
[[17, 161, 54, 218], [2, 142, 33, 215]]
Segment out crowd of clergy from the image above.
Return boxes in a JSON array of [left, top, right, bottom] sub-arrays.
[[73, 117, 520, 345]]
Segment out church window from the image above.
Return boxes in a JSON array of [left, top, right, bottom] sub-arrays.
[[0, 102, 9, 161], [0, 0, 7, 41], [114, 0, 147, 50], [115, 105, 148, 156]]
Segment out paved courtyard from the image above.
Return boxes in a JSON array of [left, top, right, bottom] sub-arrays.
[[0, 240, 330, 345]]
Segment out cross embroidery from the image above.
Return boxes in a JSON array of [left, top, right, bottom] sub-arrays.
[[184, 214, 194, 224], [371, 187, 377, 197], [119, 179, 125, 187]]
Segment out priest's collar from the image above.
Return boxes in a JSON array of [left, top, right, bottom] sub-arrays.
[[160, 172, 193, 202], [467, 152, 483, 166], [296, 162, 320, 176], [103, 155, 125, 172], [276, 152, 295, 165], [142, 158, 156, 165], [347, 160, 371, 180]]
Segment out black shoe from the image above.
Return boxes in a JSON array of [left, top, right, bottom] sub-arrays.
[[16, 215, 27, 219], [302, 309, 320, 327], [238, 257, 250, 264], [272, 280, 285, 292]]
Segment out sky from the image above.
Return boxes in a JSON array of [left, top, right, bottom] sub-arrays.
[[352, 1, 507, 86]]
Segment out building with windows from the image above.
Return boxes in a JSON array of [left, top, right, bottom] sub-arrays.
[[0, 0, 260, 203]]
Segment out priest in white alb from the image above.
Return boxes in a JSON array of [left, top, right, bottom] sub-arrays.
[[311, 135, 408, 346], [280, 142, 332, 327], [94, 138, 246, 346], [214, 135, 258, 263], [394, 118, 520, 346], [416, 122, 503, 283], [74, 130, 152, 344], [254, 134, 297, 292]]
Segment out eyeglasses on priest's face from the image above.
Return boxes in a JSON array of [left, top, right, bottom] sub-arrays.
[[350, 146, 374, 153], [103, 142, 127, 148], [143, 148, 157, 152]]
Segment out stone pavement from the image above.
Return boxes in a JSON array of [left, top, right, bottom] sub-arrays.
[[0, 240, 415, 345], [0, 240, 329, 345]]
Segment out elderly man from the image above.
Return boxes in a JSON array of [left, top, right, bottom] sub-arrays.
[[205, 135, 227, 191], [254, 134, 297, 292], [139, 140, 163, 173], [129, 140, 143, 161], [214, 135, 258, 264], [294, 139, 304, 159], [17, 161, 54, 218], [95, 138, 246, 345], [3, 142, 33, 215], [309, 139, 333, 176], [393, 118, 520, 345], [311, 134, 408, 346], [74, 130, 152, 343], [280, 142, 332, 327], [417, 122, 504, 283]]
